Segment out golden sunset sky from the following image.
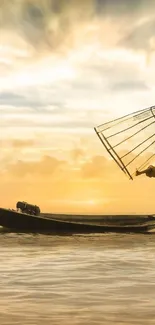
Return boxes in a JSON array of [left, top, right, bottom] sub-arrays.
[[1, 0, 155, 214]]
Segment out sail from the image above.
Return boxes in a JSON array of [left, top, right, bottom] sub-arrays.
[[94, 106, 155, 180]]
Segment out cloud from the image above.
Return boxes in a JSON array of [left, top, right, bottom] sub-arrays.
[[70, 148, 85, 162], [0, 138, 35, 149], [110, 80, 149, 92], [4, 155, 66, 178], [0, 91, 63, 110], [0, 150, 155, 214], [1, 0, 154, 95], [0, 92, 36, 107], [119, 18, 155, 52], [0, 0, 95, 53], [1, 0, 154, 58], [0, 107, 93, 130], [81, 155, 110, 178]]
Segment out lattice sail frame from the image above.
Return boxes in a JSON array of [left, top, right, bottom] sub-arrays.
[[94, 106, 155, 180]]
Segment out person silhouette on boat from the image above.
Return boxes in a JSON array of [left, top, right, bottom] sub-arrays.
[[136, 165, 155, 178]]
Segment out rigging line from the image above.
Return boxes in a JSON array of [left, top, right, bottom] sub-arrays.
[[151, 107, 155, 118], [138, 153, 155, 170], [97, 108, 150, 133], [98, 132, 133, 180], [105, 115, 153, 139], [121, 133, 155, 159], [94, 128, 126, 173], [97, 106, 151, 129], [113, 120, 155, 149], [97, 106, 154, 133], [95, 127, 133, 179], [133, 107, 155, 122], [125, 140, 155, 168]]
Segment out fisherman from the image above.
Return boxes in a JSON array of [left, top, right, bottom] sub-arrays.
[[136, 165, 155, 178]]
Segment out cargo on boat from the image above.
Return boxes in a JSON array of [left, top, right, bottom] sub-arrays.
[[16, 201, 40, 216]]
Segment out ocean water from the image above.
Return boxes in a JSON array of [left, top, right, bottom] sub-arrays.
[[0, 233, 155, 325]]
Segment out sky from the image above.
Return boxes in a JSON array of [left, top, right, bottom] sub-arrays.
[[1, 0, 155, 214]]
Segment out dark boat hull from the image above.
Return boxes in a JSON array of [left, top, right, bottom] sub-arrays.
[[0, 208, 155, 233]]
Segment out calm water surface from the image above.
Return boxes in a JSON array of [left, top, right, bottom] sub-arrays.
[[0, 233, 155, 325]]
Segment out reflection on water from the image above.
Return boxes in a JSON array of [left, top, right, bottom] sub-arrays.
[[0, 233, 155, 324]]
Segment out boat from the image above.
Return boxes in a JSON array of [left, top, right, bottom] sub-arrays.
[[0, 203, 155, 233]]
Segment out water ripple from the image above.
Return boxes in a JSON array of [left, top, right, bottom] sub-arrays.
[[0, 233, 155, 324]]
